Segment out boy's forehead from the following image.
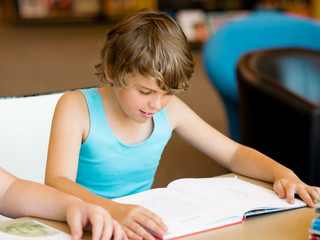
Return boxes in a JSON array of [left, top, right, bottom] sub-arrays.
[[127, 72, 165, 91], [127, 72, 154, 85]]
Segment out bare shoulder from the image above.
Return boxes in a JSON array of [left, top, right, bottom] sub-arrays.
[[57, 90, 86, 107], [52, 90, 89, 132], [55, 91, 88, 116]]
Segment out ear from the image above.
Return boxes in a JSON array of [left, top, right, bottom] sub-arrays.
[[104, 72, 113, 84]]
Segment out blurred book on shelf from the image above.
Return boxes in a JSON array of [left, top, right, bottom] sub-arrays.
[[310, 217, 320, 240], [309, 200, 320, 240], [311, 0, 320, 21], [256, 0, 320, 20], [102, 0, 157, 20], [158, 0, 251, 11], [7, 0, 158, 22], [175, 10, 250, 45], [16, 0, 101, 19]]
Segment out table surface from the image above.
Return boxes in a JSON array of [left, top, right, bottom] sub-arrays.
[[0, 174, 318, 240]]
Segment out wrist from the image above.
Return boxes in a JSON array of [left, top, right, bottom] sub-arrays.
[[273, 167, 298, 182]]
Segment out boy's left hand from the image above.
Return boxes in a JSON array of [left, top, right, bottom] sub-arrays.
[[273, 176, 320, 207]]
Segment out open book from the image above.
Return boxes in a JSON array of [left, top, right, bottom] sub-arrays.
[[0, 219, 71, 240], [114, 177, 306, 240]]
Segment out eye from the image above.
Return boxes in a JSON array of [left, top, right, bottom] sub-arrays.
[[139, 90, 152, 95]]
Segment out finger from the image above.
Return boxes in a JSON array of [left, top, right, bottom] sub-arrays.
[[284, 183, 296, 204], [135, 214, 166, 238], [67, 210, 83, 240], [296, 187, 314, 207], [130, 221, 156, 240], [100, 225, 113, 240], [111, 220, 126, 240], [315, 187, 320, 196], [122, 228, 129, 240], [123, 225, 143, 240], [140, 208, 168, 232], [97, 215, 115, 240], [273, 181, 286, 199], [88, 211, 103, 240], [309, 187, 320, 200]]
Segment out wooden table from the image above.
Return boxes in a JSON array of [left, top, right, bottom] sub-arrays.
[[0, 174, 318, 240]]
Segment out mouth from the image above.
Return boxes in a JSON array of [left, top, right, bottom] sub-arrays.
[[140, 110, 155, 118]]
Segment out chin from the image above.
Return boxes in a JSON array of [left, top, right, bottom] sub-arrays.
[[135, 116, 152, 124]]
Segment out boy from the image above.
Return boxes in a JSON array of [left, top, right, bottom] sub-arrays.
[[45, 9, 320, 240]]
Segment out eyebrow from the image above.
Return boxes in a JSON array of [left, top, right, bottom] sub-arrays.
[[138, 85, 156, 91], [137, 83, 169, 94]]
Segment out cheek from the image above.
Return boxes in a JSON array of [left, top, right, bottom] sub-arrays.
[[118, 90, 143, 110], [162, 95, 172, 107]]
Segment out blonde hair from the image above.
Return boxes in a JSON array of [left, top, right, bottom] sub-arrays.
[[95, 9, 194, 93]]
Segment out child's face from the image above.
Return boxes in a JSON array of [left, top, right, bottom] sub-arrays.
[[113, 72, 172, 123]]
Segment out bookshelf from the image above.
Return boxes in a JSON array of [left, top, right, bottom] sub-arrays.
[[103, 0, 157, 21], [2, 0, 102, 23], [2, 0, 157, 24], [1, 0, 318, 46], [2, 0, 319, 24]]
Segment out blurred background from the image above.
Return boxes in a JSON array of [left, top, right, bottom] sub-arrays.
[[0, 0, 319, 188]]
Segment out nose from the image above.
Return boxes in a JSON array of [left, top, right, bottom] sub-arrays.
[[149, 95, 162, 111]]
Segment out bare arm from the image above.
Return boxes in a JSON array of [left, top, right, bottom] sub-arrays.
[[45, 91, 167, 240], [0, 168, 73, 219], [229, 145, 320, 207], [167, 96, 320, 207], [0, 167, 126, 240]]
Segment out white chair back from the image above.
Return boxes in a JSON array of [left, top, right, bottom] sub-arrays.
[[0, 92, 63, 184]]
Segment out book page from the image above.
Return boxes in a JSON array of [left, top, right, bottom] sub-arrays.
[[0, 220, 71, 240], [167, 177, 306, 216], [114, 188, 242, 239]]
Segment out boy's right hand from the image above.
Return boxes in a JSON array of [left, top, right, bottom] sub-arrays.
[[110, 202, 168, 240]]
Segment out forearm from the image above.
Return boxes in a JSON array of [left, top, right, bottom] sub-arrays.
[[0, 178, 80, 220], [228, 145, 298, 183], [45, 176, 117, 213]]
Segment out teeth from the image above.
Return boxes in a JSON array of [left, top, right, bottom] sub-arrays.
[[140, 110, 154, 116]]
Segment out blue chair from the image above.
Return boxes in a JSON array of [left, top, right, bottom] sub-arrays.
[[203, 10, 320, 141]]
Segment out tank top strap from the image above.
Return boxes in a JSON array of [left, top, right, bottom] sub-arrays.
[[78, 88, 106, 135]]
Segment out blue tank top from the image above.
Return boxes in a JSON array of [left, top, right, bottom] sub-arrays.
[[76, 88, 172, 199]]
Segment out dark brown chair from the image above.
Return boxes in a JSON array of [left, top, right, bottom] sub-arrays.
[[237, 48, 320, 186]]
